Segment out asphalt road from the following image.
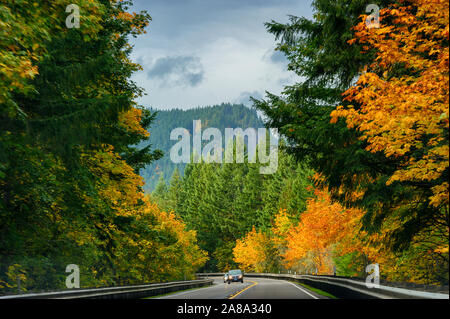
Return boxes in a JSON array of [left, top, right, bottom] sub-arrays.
[[155, 276, 324, 299]]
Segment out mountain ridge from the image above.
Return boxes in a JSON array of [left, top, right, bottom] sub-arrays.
[[140, 103, 266, 192]]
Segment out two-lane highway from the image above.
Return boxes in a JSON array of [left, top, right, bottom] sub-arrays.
[[155, 276, 324, 299]]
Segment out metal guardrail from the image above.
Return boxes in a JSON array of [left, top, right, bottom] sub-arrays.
[[0, 279, 213, 299], [197, 273, 449, 299]]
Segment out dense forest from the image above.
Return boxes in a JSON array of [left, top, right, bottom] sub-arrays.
[[0, 0, 448, 295], [151, 141, 313, 272], [0, 0, 206, 293], [140, 103, 264, 192], [246, 0, 448, 283], [153, 0, 449, 284]]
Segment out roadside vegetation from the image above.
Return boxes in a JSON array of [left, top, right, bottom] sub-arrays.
[[155, 0, 449, 285], [0, 0, 206, 293], [1, 0, 448, 294]]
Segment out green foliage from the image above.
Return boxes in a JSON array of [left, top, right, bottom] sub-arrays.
[[153, 141, 313, 272], [253, 0, 446, 252], [139, 103, 264, 192], [333, 252, 366, 278], [253, 0, 448, 284], [0, 0, 205, 293], [164, 167, 183, 213], [153, 174, 168, 199]]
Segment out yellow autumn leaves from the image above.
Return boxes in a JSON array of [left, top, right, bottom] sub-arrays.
[[331, 0, 449, 208], [234, 0, 448, 282], [79, 107, 208, 282]]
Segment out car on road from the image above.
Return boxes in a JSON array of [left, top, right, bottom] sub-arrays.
[[226, 269, 244, 284]]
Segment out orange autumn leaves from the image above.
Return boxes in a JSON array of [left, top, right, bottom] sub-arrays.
[[233, 188, 368, 274], [282, 189, 363, 274], [119, 107, 150, 138], [331, 0, 449, 207], [233, 0, 448, 280]]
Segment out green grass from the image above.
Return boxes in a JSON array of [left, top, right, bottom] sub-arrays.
[[290, 281, 338, 299]]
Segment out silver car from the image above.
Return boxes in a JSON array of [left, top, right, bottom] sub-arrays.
[[226, 269, 244, 284]]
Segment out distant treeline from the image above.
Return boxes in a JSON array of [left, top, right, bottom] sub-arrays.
[[151, 142, 313, 272], [140, 103, 265, 192]]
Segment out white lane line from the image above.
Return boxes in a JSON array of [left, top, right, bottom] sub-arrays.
[[286, 281, 319, 299]]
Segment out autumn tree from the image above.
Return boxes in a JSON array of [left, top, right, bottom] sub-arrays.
[[233, 227, 279, 273], [330, 0, 448, 264], [254, 0, 448, 283], [0, 0, 208, 292]]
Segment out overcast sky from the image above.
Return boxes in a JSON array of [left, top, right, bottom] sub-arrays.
[[129, 0, 314, 110]]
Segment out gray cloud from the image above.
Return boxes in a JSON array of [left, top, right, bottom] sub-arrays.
[[147, 55, 204, 88], [270, 50, 288, 64], [234, 91, 264, 106], [130, 0, 313, 109], [263, 49, 288, 66]]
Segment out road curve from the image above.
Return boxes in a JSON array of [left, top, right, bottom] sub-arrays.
[[155, 276, 324, 299]]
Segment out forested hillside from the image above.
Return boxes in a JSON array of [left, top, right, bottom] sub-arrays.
[[0, 0, 206, 293], [245, 0, 449, 283], [140, 103, 264, 192], [152, 0, 449, 284], [0, 0, 448, 297], [151, 142, 313, 271]]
